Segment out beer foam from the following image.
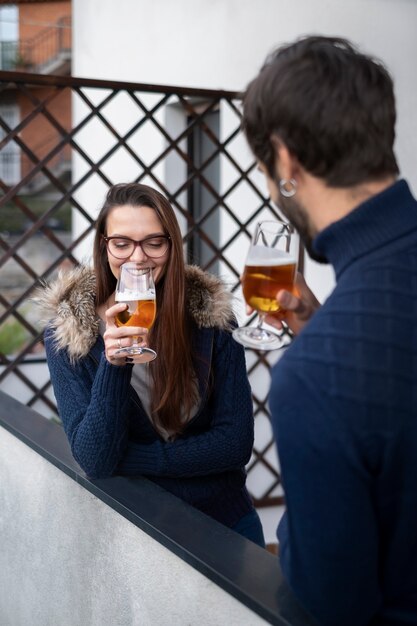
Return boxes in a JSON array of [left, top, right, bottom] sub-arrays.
[[116, 289, 155, 301], [245, 246, 296, 267]]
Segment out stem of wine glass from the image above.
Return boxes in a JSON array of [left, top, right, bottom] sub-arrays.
[[256, 312, 266, 330]]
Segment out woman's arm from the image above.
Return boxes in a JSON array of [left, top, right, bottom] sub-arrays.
[[45, 327, 133, 478], [116, 328, 254, 477]]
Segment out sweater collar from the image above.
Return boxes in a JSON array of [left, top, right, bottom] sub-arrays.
[[312, 179, 417, 278]]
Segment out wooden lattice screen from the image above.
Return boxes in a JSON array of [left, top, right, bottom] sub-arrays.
[[0, 70, 293, 508]]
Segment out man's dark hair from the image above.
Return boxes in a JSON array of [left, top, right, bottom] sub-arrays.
[[242, 35, 399, 186]]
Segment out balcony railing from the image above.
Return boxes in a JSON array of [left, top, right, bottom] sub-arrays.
[[0, 70, 301, 511], [0, 16, 71, 72]]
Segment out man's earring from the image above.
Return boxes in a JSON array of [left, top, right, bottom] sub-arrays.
[[279, 178, 297, 198]]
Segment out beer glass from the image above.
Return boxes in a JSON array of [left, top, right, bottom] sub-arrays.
[[114, 263, 157, 362], [233, 221, 298, 350]]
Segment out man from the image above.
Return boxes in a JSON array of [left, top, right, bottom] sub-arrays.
[[242, 36, 417, 626]]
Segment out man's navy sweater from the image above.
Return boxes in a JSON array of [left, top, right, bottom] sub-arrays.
[[270, 180, 417, 626]]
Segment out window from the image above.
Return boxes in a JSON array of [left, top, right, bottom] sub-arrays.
[[0, 6, 18, 70], [0, 104, 21, 185], [186, 109, 220, 273]]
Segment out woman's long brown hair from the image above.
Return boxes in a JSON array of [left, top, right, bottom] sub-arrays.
[[93, 183, 197, 434]]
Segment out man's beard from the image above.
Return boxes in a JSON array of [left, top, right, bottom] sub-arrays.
[[274, 185, 328, 264]]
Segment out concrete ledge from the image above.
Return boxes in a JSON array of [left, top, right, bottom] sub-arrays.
[[0, 389, 315, 626]]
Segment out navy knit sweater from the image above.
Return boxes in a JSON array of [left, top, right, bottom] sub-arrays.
[[43, 273, 255, 528], [270, 180, 417, 626]]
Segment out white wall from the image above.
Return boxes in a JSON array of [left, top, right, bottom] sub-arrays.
[[73, 0, 417, 301], [0, 427, 269, 626]]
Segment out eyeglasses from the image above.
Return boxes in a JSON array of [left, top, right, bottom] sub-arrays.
[[102, 234, 171, 259]]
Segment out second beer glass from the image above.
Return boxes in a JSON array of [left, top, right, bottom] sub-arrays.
[[114, 263, 157, 362], [233, 220, 299, 350]]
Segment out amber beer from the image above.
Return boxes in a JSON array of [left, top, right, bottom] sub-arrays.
[[115, 297, 156, 329], [242, 250, 297, 314]]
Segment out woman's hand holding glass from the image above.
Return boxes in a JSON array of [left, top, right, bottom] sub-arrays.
[[103, 264, 157, 365], [112, 263, 157, 363], [103, 302, 150, 365]]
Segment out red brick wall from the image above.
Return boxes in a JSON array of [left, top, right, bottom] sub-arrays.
[[19, 1, 71, 39], [18, 86, 72, 178], [19, 1, 71, 66], [14, 2, 72, 179]]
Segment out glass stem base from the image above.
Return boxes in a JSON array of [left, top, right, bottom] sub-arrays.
[[114, 345, 157, 362], [232, 325, 290, 351]]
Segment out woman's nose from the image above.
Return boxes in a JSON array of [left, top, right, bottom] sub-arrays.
[[129, 243, 148, 262]]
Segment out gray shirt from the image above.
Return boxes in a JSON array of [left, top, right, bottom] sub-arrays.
[[99, 319, 199, 440]]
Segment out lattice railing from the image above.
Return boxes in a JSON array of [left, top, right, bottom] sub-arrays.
[[0, 70, 294, 507]]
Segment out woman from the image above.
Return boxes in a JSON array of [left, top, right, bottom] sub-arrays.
[[38, 183, 265, 547]]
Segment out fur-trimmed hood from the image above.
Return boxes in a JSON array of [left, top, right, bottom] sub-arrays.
[[34, 264, 234, 361]]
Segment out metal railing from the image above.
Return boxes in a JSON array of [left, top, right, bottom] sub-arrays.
[[0, 70, 296, 508], [0, 132, 71, 190]]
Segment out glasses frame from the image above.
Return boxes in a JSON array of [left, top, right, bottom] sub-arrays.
[[102, 234, 171, 259]]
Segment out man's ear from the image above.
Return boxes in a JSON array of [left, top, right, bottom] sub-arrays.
[[271, 135, 299, 181]]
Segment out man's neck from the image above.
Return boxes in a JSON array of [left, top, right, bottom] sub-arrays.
[[302, 175, 397, 234]]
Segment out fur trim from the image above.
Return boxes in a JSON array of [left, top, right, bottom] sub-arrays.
[[185, 265, 234, 330], [33, 265, 98, 362], [34, 264, 234, 361]]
